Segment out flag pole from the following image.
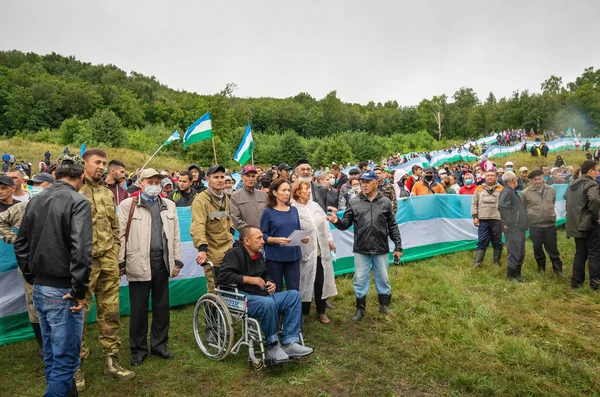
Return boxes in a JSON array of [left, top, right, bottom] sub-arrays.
[[211, 137, 218, 165], [251, 152, 254, 167], [141, 144, 165, 170]]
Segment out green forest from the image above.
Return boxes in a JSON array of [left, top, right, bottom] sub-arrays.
[[0, 50, 599, 168]]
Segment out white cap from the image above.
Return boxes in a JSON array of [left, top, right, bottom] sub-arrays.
[[519, 166, 528, 172], [504, 161, 514, 167]]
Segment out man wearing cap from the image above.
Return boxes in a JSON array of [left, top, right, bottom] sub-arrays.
[[223, 174, 235, 197], [0, 175, 18, 212], [521, 169, 565, 277], [167, 171, 197, 207], [327, 170, 403, 320], [546, 167, 565, 185], [503, 161, 524, 191], [339, 168, 361, 197], [295, 159, 329, 213], [231, 166, 268, 231], [411, 168, 445, 196], [14, 156, 92, 396], [117, 169, 183, 366], [471, 169, 504, 269], [78, 149, 135, 390], [499, 171, 528, 282], [373, 166, 398, 214], [277, 163, 292, 181], [565, 160, 600, 290], [190, 165, 235, 293], [519, 167, 529, 189], [188, 164, 206, 194], [104, 160, 129, 205], [161, 178, 174, 197], [259, 171, 274, 193]]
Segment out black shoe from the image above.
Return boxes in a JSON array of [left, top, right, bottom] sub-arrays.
[[554, 271, 566, 278], [509, 276, 526, 283], [131, 355, 146, 367], [151, 349, 174, 360], [352, 297, 366, 321]]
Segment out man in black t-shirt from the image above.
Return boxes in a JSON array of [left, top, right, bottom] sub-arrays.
[[0, 175, 19, 213]]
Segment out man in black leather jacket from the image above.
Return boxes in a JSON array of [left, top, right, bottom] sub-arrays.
[[14, 156, 92, 397], [327, 170, 402, 321], [498, 171, 528, 282]]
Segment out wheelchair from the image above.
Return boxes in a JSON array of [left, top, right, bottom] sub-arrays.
[[192, 263, 306, 370]]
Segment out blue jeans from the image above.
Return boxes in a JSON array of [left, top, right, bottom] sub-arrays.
[[243, 290, 302, 345], [33, 285, 84, 397], [353, 253, 390, 298]]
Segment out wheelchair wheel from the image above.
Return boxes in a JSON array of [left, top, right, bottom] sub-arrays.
[[193, 293, 234, 360]]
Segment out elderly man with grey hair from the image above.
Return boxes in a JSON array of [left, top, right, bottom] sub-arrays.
[[498, 171, 529, 282]]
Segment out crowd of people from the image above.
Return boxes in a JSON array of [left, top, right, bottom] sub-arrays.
[[2, 138, 600, 396]]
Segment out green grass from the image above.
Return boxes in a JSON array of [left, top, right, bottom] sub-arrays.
[[2, 230, 600, 397]]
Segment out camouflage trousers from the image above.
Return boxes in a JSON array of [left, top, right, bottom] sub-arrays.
[[81, 247, 121, 359], [17, 267, 38, 323]]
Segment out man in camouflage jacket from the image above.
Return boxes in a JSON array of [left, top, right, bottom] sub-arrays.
[[373, 166, 398, 215]]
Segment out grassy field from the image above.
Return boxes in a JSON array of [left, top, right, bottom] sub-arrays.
[[1, 230, 600, 397]]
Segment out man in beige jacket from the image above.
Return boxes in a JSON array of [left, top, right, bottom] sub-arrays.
[[118, 168, 183, 367]]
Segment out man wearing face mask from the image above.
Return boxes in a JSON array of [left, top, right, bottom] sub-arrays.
[[411, 168, 445, 196], [0, 172, 54, 359], [117, 169, 183, 366], [294, 159, 328, 213]]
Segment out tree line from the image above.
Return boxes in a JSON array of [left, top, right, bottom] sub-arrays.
[[0, 50, 598, 168]]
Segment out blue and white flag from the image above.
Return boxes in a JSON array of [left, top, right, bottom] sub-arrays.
[[164, 131, 180, 146], [233, 123, 254, 165], [183, 113, 212, 150]]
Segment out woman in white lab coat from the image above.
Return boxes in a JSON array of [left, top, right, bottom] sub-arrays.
[[291, 181, 338, 324]]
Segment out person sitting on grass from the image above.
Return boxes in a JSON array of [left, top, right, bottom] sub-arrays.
[[216, 226, 314, 362]]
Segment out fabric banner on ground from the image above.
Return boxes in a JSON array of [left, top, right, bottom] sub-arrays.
[[0, 185, 569, 345]]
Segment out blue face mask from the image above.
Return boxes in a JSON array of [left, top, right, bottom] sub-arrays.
[[465, 179, 474, 186], [30, 186, 44, 196]]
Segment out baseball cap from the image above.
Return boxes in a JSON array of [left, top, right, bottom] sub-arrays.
[[519, 166, 528, 172], [160, 178, 173, 187], [438, 169, 448, 176], [242, 165, 258, 175], [27, 173, 55, 185], [140, 168, 166, 180], [206, 165, 226, 176], [58, 155, 84, 172], [358, 170, 378, 181], [550, 167, 560, 174], [261, 172, 273, 181], [277, 163, 291, 171], [424, 167, 435, 173], [348, 168, 360, 175], [224, 175, 233, 181], [188, 164, 200, 172], [496, 167, 505, 173], [0, 175, 15, 186], [504, 161, 514, 167]]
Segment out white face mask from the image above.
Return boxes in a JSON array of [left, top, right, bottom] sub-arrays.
[[144, 185, 162, 198]]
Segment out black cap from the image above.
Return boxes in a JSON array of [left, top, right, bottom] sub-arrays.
[[424, 167, 435, 173], [527, 169, 544, 179], [261, 172, 274, 181], [27, 173, 55, 185], [294, 159, 310, 169], [0, 175, 14, 186], [188, 164, 200, 172], [277, 163, 291, 171], [348, 168, 360, 175], [206, 165, 225, 176]]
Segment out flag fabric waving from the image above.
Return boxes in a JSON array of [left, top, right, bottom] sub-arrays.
[[79, 144, 86, 156], [183, 112, 212, 149], [164, 131, 180, 146], [233, 123, 254, 165]]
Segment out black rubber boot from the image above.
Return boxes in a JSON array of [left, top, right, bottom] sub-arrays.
[[536, 260, 546, 275], [351, 297, 366, 321], [473, 249, 486, 269], [507, 266, 526, 283], [493, 248, 502, 268], [31, 322, 43, 358], [378, 294, 391, 315]]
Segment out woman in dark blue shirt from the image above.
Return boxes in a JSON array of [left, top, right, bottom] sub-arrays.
[[260, 178, 308, 292]]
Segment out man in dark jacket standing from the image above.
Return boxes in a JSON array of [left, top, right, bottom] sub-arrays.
[[331, 164, 348, 190], [565, 160, 600, 290], [14, 156, 93, 397], [498, 171, 528, 282], [520, 170, 565, 277], [327, 170, 403, 320]]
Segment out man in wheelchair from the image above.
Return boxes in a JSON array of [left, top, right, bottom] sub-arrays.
[[216, 226, 314, 362]]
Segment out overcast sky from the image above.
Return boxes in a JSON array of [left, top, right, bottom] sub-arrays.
[[2, 0, 599, 106]]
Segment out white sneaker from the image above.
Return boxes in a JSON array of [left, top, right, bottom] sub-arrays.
[[281, 343, 314, 358], [267, 345, 289, 361]]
